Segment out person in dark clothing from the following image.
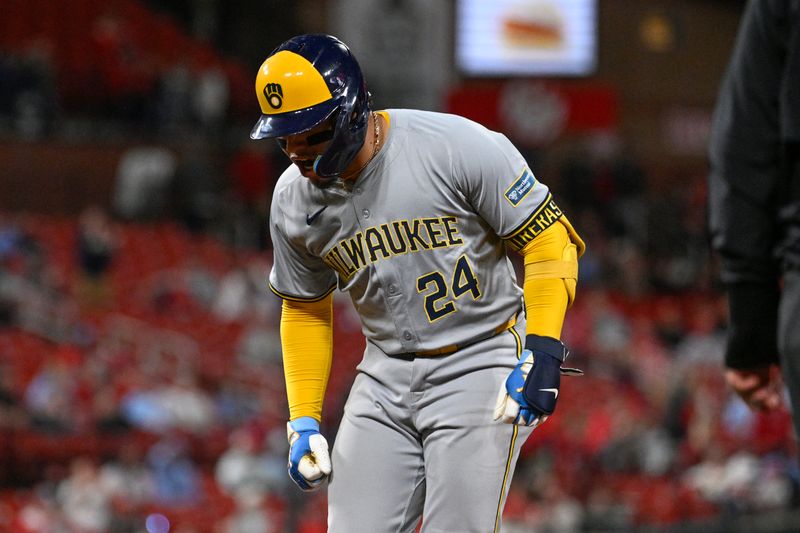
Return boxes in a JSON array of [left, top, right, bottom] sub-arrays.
[[708, 0, 800, 431]]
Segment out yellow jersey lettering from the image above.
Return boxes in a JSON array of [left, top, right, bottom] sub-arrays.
[[441, 216, 463, 246], [325, 245, 357, 280], [422, 218, 448, 249], [400, 219, 431, 252], [365, 227, 391, 262], [324, 216, 467, 279], [341, 233, 367, 271], [381, 223, 407, 255]]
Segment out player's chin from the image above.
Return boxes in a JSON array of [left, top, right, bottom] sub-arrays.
[[293, 160, 325, 182], [300, 167, 337, 187], [299, 168, 318, 180], [293, 159, 316, 176], [298, 167, 322, 182]]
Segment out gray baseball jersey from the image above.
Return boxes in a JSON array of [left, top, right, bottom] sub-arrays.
[[268, 109, 563, 355]]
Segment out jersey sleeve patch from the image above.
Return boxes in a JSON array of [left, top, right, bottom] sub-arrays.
[[504, 167, 537, 207], [503, 194, 563, 251]]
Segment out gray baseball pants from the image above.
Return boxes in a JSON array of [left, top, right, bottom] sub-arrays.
[[327, 318, 534, 533]]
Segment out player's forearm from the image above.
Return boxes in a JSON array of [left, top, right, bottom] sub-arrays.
[[519, 218, 581, 339], [524, 278, 569, 338], [280, 295, 334, 421]]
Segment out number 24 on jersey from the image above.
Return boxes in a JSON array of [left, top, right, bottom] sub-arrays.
[[416, 255, 481, 322]]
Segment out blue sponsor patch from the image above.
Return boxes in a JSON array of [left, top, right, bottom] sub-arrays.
[[504, 168, 536, 206]]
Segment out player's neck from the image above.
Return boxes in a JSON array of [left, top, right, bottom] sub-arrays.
[[341, 112, 384, 182]]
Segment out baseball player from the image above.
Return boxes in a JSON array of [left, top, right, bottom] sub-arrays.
[[251, 34, 585, 532]]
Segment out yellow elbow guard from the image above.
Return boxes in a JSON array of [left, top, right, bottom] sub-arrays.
[[522, 218, 581, 307]]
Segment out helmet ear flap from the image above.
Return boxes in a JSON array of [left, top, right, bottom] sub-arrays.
[[349, 91, 370, 132], [313, 97, 368, 177]]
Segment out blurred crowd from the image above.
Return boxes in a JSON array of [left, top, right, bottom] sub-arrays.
[[1, 133, 799, 532], [0, 198, 370, 532], [1, 1, 799, 532], [0, 0, 252, 141]]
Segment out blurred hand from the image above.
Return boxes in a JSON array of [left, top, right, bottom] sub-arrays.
[[725, 364, 783, 411]]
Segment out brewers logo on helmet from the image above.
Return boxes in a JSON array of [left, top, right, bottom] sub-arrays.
[[250, 34, 371, 178]]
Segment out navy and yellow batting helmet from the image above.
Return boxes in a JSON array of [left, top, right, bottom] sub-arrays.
[[250, 34, 370, 178]]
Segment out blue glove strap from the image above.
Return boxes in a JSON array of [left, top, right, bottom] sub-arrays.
[[522, 335, 567, 416], [289, 416, 320, 433], [504, 350, 536, 425]]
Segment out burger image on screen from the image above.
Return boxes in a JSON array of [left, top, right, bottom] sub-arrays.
[[501, 0, 564, 49]]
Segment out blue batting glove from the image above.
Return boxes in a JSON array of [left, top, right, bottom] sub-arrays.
[[494, 335, 582, 427], [494, 349, 539, 426], [286, 416, 331, 491]]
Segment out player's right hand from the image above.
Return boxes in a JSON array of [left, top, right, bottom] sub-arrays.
[[286, 417, 332, 491]]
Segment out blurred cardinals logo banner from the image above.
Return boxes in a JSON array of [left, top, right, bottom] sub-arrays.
[[500, 81, 567, 145], [446, 80, 617, 147]]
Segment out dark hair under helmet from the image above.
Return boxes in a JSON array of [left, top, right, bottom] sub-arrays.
[[250, 34, 370, 178]]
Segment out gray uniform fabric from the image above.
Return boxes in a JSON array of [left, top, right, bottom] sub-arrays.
[[270, 110, 558, 351], [329, 319, 533, 532], [269, 109, 564, 530]]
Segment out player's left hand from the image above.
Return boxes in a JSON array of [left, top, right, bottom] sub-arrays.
[[494, 335, 582, 427]]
